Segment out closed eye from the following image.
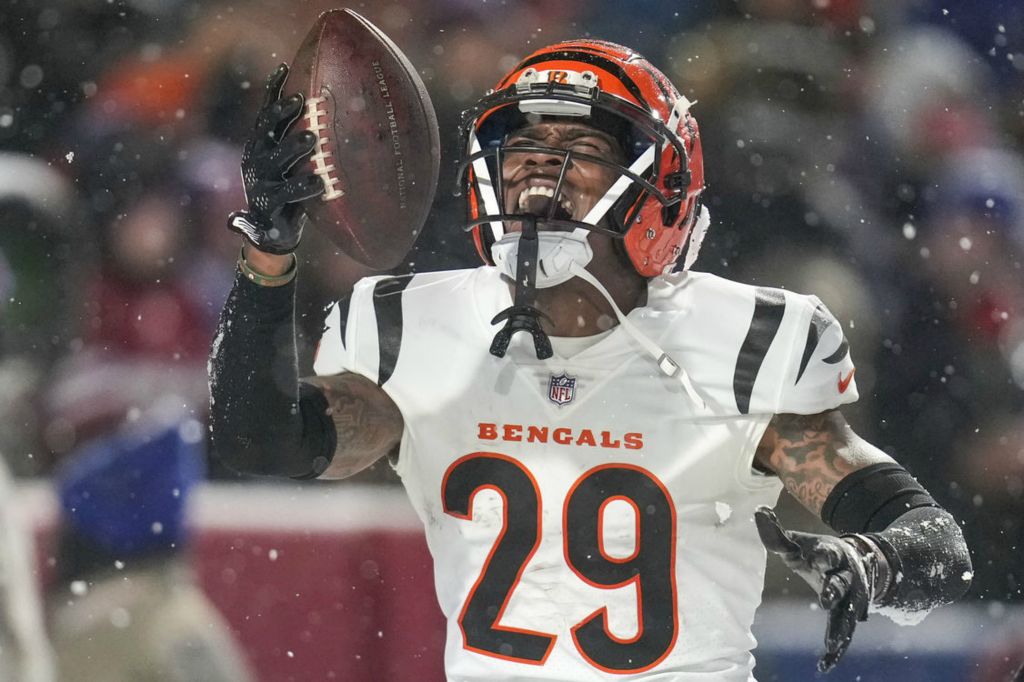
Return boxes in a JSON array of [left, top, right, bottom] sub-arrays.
[[569, 139, 607, 154], [505, 136, 542, 148]]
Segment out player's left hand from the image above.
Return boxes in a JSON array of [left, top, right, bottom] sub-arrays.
[[754, 506, 873, 674]]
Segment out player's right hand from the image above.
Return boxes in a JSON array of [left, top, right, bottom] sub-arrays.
[[228, 63, 324, 255]]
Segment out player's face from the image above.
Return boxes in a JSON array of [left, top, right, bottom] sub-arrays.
[[500, 120, 624, 230]]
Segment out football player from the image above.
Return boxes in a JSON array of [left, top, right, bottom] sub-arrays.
[[210, 42, 972, 680]]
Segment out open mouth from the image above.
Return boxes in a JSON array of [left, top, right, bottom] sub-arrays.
[[515, 185, 576, 222]]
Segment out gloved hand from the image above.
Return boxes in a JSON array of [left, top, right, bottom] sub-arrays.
[[228, 63, 324, 254], [755, 506, 886, 674]]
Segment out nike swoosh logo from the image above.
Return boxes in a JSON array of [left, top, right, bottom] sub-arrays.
[[838, 369, 856, 394], [230, 215, 262, 243]]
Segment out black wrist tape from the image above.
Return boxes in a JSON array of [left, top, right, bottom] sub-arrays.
[[821, 462, 937, 534]]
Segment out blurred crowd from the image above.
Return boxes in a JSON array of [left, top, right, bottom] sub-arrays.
[[0, 0, 1023, 653]]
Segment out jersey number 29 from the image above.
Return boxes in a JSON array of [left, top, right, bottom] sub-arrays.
[[442, 452, 678, 673]]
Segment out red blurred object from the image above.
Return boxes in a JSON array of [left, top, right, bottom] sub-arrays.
[[194, 529, 445, 681], [32, 484, 447, 682], [966, 291, 1011, 341], [85, 274, 210, 362], [97, 56, 203, 125], [817, 0, 864, 30], [914, 102, 992, 159]]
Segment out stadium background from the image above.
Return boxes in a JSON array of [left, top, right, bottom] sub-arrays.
[[0, 0, 1022, 679]]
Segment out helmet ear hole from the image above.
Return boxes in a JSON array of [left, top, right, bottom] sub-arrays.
[[664, 171, 690, 191]]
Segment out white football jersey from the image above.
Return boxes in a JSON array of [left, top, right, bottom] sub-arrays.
[[314, 267, 857, 681]]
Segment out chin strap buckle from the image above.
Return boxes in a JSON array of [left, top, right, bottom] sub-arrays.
[[657, 353, 680, 377]]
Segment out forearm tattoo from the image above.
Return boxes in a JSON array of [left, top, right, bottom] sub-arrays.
[[756, 411, 863, 516], [302, 374, 404, 477]]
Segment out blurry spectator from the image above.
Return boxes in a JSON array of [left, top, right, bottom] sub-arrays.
[[908, 0, 1024, 89], [0, 153, 89, 475], [49, 420, 253, 682], [86, 185, 208, 362], [40, 143, 214, 459], [956, 414, 1024, 604], [0, 455, 56, 682], [856, 25, 998, 229], [177, 135, 258, 335], [663, 0, 864, 276], [40, 179, 212, 459], [872, 146, 1024, 601], [0, 0, 178, 154]]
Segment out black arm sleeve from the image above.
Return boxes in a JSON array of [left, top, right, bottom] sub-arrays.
[[208, 270, 336, 479], [822, 463, 972, 612]]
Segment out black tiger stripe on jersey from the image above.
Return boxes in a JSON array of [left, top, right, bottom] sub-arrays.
[[332, 298, 349, 350], [795, 302, 851, 384], [301, 298, 343, 378], [734, 288, 787, 414], [795, 303, 832, 384], [822, 337, 850, 364], [372, 275, 413, 386]]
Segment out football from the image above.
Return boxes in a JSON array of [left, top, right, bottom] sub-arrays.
[[290, 9, 440, 270]]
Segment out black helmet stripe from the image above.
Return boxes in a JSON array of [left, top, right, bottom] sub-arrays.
[[504, 49, 648, 108], [576, 39, 674, 103], [632, 61, 672, 103]]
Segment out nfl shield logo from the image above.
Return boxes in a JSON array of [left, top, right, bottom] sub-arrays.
[[548, 372, 577, 406]]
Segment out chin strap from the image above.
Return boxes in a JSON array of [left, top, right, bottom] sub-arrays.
[[489, 217, 553, 359], [568, 262, 706, 409]]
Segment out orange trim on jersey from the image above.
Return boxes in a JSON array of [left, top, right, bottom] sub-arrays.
[[440, 452, 557, 666], [562, 462, 679, 674], [597, 495, 641, 564]]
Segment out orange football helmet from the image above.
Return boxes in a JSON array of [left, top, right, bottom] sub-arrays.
[[457, 39, 706, 277]]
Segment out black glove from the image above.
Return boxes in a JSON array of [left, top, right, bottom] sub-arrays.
[[228, 63, 324, 255], [755, 506, 887, 674]]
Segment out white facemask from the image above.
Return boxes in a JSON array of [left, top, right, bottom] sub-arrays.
[[490, 229, 594, 289]]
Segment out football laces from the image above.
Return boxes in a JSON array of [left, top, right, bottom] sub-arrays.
[[304, 96, 345, 201]]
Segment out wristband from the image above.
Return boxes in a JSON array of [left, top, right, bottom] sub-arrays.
[[238, 247, 297, 287], [843, 533, 893, 602]]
